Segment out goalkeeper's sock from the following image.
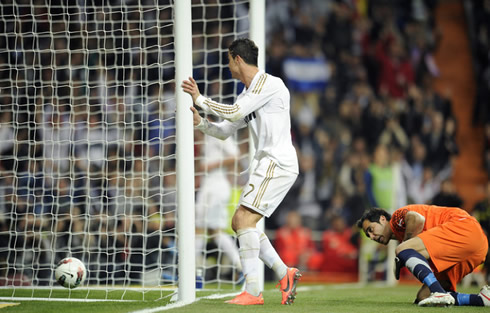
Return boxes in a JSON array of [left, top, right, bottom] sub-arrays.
[[449, 292, 484, 306], [257, 230, 287, 280], [215, 232, 242, 271], [398, 249, 446, 293], [237, 228, 261, 297]]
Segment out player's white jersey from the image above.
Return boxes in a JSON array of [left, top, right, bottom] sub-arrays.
[[195, 70, 298, 174], [195, 135, 238, 229], [201, 135, 239, 179]]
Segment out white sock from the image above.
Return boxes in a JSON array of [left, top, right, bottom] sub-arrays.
[[195, 234, 206, 269], [258, 230, 287, 280], [214, 232, 242, 271], [237, 228, 261, 296]]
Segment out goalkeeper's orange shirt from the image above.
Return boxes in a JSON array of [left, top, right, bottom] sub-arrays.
[[389, 204, 488, 291], [389, 204, 472, 241]]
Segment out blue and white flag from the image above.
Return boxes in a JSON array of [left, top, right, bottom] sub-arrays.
[[283, 57, 330, 92]]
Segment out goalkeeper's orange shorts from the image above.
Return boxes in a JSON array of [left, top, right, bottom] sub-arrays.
[[418, 216, 488, 291]]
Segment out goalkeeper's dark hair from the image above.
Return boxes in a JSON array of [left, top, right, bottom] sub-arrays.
[[356, 207, 392, 229], [229, 38, 258, 66]]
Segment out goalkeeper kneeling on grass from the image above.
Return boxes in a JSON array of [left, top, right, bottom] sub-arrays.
[[357, 204, 490, 307]]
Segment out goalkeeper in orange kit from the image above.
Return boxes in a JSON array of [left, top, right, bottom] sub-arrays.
[[357, 204, 489, 307]]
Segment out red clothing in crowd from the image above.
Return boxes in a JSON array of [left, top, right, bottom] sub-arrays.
[[375, 35, 414, 99], [275, 226, 316, 268], [320, 227, 358, 273]]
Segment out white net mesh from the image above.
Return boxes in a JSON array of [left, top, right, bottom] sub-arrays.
[[191, 0, 249, 289], [0, 0, 251, 300]]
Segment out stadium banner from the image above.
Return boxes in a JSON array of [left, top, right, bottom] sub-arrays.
[[283, 57, 330, 92]]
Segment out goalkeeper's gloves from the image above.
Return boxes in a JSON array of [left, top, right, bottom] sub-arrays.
[[394, 256, 402, 280]]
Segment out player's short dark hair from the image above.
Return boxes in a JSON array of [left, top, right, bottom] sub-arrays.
[[356, 208, 391, 229], [229, 38, 258, 66]]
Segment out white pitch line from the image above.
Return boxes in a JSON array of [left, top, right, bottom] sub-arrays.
[[129, 299, 196, 313], [296, 285, 326, 291], [129, 285, 328, 313], [201, 292, 241, 300], [0, 297, 136, 302], [129, 292, 240, 313]]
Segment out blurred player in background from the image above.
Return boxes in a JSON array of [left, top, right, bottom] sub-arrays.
[[357, 205, 489, 307], [182, 38, 300, 305], [194, 131, 242, 279]]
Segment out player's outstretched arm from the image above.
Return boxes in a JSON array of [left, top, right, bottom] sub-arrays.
[[181, 77, 201, 104], [195, 116, 246, 140], [190, 101, 243, 140]]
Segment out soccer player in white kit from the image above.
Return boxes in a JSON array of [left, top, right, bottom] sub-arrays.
[[182, 38, 301, 305], [195, 133, 242, 279]]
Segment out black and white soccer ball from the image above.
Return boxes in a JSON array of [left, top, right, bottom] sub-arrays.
[[55, 257, 87, 288]]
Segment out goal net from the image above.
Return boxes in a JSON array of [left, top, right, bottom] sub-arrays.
[[0, 0, 252, 301]]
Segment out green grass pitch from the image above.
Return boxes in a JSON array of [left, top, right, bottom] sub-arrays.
[[0, 283, 483, 312]]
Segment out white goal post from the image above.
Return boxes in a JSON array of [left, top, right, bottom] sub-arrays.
[[174, 0, 195, 304], [0, 0, 264, 303]]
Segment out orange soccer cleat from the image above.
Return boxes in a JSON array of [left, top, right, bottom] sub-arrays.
[[276, 267, 301, 305], [225, 291, 264, 305]]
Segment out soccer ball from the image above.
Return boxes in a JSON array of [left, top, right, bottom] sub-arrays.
[[55, 257, 87, 288]]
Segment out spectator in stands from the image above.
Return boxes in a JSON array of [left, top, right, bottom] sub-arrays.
[[296, 151, 323, 230], [15, 159, 45, 214], [403, 135, 427, 183], [323, 191, 349, 230], [400, 86, 426, 137], [473, 180, 490, 282], [485, 123, 490, 177], [422, 110, 458, 172], [338, 149, 362, 198], [365, 144, 407, 211], [53, 177, 73, 216], [53, 205, 86, 262], [361, 99, 388, 149], [431, 178, 463, 208], [321, 1, 354, 67], [320, 215, 358, 274], [316, 128, 341, 209], [378, 115, 409, 151], [375, 26, 415, 99], [337, 145, 372, 227], [407, 164, 451, 205], [77, 111, 108, 171], [471, 0, 490, 130], [39, 106, 72, 177], [274, 211, 319, 272], [338, 97, 363, 140], [13, 212, 51, 285]]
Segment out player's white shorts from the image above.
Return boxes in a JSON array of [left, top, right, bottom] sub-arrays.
[[195, 173, 231, 230], [239, 157, 297, 217]]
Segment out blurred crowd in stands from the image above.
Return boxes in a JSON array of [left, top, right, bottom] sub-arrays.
[[0, 0, 179, 285], [471, 1, 490, 179], [0, 0, 488, 285], [470, 0, 490, 285], [265, 0, 489, 277]]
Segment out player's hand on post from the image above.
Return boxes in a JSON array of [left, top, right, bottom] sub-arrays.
[[190, 106, 203, 127], [181, 77, 201, 104]]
